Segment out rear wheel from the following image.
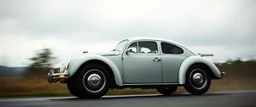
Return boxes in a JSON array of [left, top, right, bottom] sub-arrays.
[[184, 65, 211, 95], [156, 86, 178, 95], [67, 64, 110, 98]]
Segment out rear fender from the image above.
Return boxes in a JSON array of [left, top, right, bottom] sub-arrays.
[[179, 56, 223, 84]]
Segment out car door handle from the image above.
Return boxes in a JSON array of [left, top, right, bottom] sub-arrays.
[[153, 57, 162, 62]]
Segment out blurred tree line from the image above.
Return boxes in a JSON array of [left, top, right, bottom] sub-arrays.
[[218, 59, 256, 78], [27, 48, 57, 77]]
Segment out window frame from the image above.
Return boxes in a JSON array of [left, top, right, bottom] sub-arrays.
[[114, 39, 129, 51], [124, 40, 159, 54]]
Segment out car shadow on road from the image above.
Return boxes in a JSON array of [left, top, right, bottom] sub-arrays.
[[50, 93, 229, 101]]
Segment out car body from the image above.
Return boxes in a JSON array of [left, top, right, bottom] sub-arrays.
[[48, 37, 225, 98]]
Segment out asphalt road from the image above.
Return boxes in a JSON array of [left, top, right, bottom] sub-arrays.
[[0, 92, 256, 107]]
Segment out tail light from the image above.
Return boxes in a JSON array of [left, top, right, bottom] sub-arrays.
[[213, 62, 218, 66]]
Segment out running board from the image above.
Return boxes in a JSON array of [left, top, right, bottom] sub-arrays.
[[123, 83, 179, 86]]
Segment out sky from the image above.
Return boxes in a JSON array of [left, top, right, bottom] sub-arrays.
[[0, 0, 256, 67]]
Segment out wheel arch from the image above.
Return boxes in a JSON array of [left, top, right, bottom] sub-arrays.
[[77, 60, 118, 87], [188, 63, 218, 79], [67, 54, 123, 86], [178, 56, 223, 85]]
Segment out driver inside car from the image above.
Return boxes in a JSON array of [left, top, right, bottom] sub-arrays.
[[148, 45, 157, 53]]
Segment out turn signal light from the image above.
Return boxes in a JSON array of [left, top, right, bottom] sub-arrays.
[[59, 74, 65, 78]]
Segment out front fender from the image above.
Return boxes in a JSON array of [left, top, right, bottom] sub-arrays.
[[178, 56, 223, 85], [68, 54, 123, 86]]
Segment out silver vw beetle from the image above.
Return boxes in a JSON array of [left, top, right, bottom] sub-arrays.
[[48, 37, 225, 98]]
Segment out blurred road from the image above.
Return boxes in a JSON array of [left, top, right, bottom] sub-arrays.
[[0, 92, 256, 107]]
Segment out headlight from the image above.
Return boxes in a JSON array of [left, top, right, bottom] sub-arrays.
[[59, 64, 63, 71], [59, 59, 70, 72], [65, 58, 70, 70], [65, 62, 70, 70]]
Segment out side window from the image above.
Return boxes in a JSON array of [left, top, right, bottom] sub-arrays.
[[127, 42, 138, 53], [161, 42, 184, 54], [138, 41, 158, 53]]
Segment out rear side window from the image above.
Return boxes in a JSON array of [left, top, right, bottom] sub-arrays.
[[161, 42, 184, 54]]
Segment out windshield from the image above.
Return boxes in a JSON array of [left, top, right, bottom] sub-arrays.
[[114, 40, 128, 51]]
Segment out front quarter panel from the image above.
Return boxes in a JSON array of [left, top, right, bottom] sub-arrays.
[[179, 56, 223, 84], [68, 54, 123, 86]]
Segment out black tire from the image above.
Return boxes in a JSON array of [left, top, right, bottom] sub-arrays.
[[67, 64, 110, 98], [156, 86, 178, 96], [184, 65, 211, 95], [67, 78, 85, 98]]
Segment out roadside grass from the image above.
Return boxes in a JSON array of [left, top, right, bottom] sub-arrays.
[[0, 77, 70, 97], [0, 75, 255, 97], [210, 76, 256, 91]]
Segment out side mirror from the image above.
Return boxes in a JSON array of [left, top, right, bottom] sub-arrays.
[[126, 51, 130, 55], [126, 49, 135, 55]]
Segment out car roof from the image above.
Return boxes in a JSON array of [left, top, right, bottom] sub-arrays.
[[127, 37, 184, 47], [125, 37, 196, 55]]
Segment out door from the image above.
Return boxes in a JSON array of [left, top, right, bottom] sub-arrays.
[[123, 41, 162, 83], [160, 42, 187, 83]]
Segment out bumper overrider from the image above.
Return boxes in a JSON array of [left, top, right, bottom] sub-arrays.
[[48, 70, 69, 83], [221, 72, 226, 78], [48, 59, 70, 83]]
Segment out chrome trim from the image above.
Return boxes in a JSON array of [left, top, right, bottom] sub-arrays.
[[221, 72, 226, 77], [48, 70, 68, 83], [123, 83, 179, 86]]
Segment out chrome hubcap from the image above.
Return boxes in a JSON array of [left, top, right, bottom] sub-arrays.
[[87, 74, 102, 88], [190, 69, 207, 89], [82, 69, 106, 93], [192, 73, 204, 87]]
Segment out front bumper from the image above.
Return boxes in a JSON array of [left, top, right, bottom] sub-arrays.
[[47, 70, 69, 83]]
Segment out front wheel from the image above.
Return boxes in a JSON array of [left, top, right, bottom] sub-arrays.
[[156, 86, 178, 95], [67, 64, 110, 98], [184, 65, 211, 95]]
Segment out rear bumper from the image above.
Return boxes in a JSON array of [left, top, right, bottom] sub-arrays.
[[47, 70, 69, 83], [221, 72, 226, 78]]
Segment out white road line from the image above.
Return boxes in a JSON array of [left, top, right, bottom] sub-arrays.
[[0, 94, 161, 102]]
